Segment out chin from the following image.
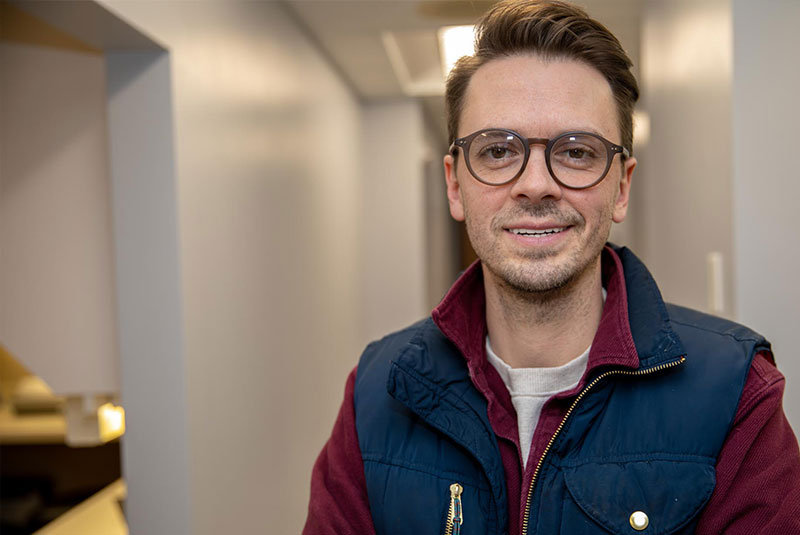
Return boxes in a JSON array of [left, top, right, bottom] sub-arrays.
[[488, 245, 605, 295], [490, 259, 579, 294]]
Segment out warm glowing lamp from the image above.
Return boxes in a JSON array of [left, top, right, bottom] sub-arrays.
[[98, 402, 125, 442]]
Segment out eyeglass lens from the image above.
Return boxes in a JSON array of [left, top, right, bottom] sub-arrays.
[[467, 131, 611, 187]]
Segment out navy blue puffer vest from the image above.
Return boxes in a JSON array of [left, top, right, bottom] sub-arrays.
[[354, 248, 768, 535]]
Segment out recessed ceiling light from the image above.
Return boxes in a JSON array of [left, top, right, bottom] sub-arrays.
[[438, 25, 475, 77]]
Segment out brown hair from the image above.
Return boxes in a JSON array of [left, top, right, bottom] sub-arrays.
[[445, 0, 639, 153]]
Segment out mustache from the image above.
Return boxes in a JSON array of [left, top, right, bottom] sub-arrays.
[[494, 200, 583, 227]]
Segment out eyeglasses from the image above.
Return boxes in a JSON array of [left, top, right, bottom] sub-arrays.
[[449, 128, 630, 189]]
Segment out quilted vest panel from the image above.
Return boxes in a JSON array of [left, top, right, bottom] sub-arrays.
[[355, 319, 507, 535], [528, 305, 767, 534]]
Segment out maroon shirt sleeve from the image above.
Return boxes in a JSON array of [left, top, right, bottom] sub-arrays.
[[696, 351, 800, 534], [303, 367, 375, 535]]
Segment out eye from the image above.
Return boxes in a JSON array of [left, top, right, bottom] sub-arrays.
[[474, 142, 520, 164], [559, 145, 597, 161], [550, 134, 606, 171], [486, 145, 513, 159], [468, 131, 525, 172]]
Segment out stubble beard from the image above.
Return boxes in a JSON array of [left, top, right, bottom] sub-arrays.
[[466, 200, 613, 299]]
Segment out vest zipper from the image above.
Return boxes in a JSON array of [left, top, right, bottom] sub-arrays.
[[520, 356, 686, 535], [444, 482, 464, 535]]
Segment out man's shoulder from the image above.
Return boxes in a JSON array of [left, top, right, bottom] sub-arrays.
[[362, 317, 436, 356], [355, 315, 467, 392], [665, 303, 768, 346], [357, 317, 439, 379]]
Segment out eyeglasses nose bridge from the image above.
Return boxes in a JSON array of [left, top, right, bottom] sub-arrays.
[[515, 136, 555, 182], [526, 137, 551, 149]]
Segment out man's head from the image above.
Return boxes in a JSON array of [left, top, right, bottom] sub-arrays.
[[443, 0, 639, 296], [446, 0, 639, 153]]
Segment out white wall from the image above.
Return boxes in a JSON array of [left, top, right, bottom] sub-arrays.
[[4, 1, 440, 530], [361, 100, 428, 340], [99, 2, 366, 532], [105, 50, 191, 535], [732, 0, 800, 431], [423, 115, 460, 310], [640, 0, 798, 434], [639, 0, 734, 316], [0, 42, 120, 396], [2, 4, 191, 527]]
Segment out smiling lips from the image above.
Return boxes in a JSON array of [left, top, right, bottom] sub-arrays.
[[508, 227, 568, 236]]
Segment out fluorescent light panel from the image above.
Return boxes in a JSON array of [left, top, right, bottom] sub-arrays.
[[438, 25, 476, 77]]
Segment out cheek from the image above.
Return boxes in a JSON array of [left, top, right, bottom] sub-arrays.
[[564, 189, 616, 228], [461, 186, 501, 220]]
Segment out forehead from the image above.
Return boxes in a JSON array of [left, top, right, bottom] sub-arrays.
[[460, 54, 619, 139]]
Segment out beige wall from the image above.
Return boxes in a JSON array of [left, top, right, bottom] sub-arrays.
[[2, 4, 190, 528], [0, 42, 119, 396], [361, 100, 429, 341], [4, 1, 445, 530], [639, 0, 734, 316], [106, 49, 191, 534], [100, 1, 367, 532], [732, 0, 800, 432], [423, 114, 460, 310], [640, 0, 798, 434]]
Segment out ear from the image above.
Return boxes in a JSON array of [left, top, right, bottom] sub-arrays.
[[444, 153, 466, 222], [612, 156, 635, 223]]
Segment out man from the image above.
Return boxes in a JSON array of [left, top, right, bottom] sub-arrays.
[[305, 1, 800, 533]]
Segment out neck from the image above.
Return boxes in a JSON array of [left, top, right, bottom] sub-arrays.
[[484, 259, 604, 368]]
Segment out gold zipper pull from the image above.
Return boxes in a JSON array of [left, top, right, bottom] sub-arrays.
[[444, 483, 464, 535]]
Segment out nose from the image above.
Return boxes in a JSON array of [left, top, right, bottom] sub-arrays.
[[508, 145, 563, 202]]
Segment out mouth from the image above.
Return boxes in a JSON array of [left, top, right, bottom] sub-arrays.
[[507, 226, 569, 237]]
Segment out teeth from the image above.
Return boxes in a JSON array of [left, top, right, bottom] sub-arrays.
[[510, 227, 566, 236]]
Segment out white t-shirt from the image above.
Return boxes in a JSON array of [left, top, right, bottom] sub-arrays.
[[486, 339, 589, 468]]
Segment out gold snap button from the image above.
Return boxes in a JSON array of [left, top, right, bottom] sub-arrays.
[[629, 510, 649, 531]]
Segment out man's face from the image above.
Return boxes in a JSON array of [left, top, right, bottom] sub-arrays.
[[444, 54, 636, 294]]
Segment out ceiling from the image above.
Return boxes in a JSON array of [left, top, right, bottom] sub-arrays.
[[284, 0, 642, 140]]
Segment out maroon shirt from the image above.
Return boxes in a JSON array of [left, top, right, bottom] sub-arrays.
[[305, 248, 800, 534]]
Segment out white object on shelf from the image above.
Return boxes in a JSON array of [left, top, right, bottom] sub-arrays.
[[706, 251, 725, 315]]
